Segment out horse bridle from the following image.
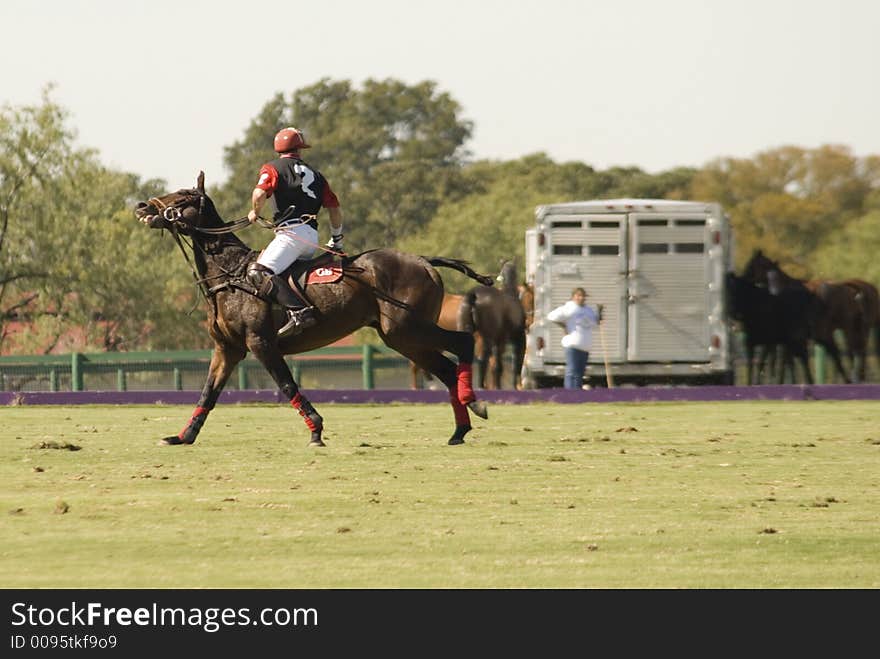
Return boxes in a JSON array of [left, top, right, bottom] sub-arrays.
[[146, 191, 280, 309], [147, 191, 230, 233]]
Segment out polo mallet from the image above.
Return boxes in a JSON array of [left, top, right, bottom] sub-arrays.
[[597, 305, 614, 388]]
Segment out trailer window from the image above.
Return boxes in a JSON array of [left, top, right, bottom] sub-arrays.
[[638, 219, 668, 226], [675, 219, 706, 227], [588, 245, 619, 255], [674, 243, 705, 253], [639, 243, 668, 254], [553, 245, 583, 255], [551, 221, 582, 228], [588, 221, 620, 228]]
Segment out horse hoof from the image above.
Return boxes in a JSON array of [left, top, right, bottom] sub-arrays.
[[467, 400, 489, 420], [160, 436, 193, 446], [448, 424, 472, 445], [308, 431, 326, 447]]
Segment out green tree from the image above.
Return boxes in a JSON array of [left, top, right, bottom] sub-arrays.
[[691, 145, 878, 274], [399, 154, 698, 292], [602, 165, 697, 200], [400, 154, 604, 291], [0, 91, 209, 354], [812, 210, 880, 284], [0, 88, 75, 351], [43, 160, 208, 352]]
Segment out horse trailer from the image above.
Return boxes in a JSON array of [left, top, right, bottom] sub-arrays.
[[523, 199, 735, 387]]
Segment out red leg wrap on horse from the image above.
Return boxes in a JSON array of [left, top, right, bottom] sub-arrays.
[[290, 392, 319, 432], [456, 362, 475, 405], [450, 392, 471, 426], [178, 406, 210, 440]]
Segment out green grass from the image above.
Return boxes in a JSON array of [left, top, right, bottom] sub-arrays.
[[1, 401, 879, 588]]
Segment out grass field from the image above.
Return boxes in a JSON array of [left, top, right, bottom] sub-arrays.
[[1, 400, 878, 588]]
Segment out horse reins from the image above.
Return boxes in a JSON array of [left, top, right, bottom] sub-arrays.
[[150, 192, 348, 311], [151, 194, 342, 255]]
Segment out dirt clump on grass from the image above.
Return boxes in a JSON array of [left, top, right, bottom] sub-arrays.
[[31, 441, 81, 451]]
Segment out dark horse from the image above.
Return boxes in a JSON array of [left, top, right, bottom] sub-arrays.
[[458, 259, 528, 390], [134, 173, 493, 446], [726, 272, 815, 384], [742, 250, 867, 382]]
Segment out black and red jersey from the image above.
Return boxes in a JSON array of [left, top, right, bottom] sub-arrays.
[[255, 154, 340, 225]]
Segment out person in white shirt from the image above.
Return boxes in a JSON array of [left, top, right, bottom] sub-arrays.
[[547, 287, 603, 389]]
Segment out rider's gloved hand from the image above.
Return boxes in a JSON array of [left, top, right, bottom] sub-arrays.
[[326, 233, 344, 253]]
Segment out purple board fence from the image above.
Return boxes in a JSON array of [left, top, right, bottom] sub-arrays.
[[3, 385, 880, 406]]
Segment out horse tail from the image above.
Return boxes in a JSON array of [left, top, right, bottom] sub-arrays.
[[423, 256, 494, 286], [458, 289, 478, 333]]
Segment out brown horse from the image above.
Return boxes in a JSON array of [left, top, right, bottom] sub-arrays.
[[411, 268, 535, 390], [516, 281, 535, 388], [840, 278, 880, 373], [409, 293, 484, 389], [458, 259, 528, 390], [518, 282, 535, 332], [134, 173, 492, 446], [742, 250, 867, 382]]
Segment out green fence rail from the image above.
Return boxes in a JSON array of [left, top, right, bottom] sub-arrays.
[[0, 346, 415, 393], [0, 332, 865, 393]]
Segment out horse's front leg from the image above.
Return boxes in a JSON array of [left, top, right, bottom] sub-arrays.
[[476, 340, 491, 389], [248, 336, 324, 447], [491, 342, 504, 390], [745, 341, 755, 385], [163, 343, 245, 445], [511, 332, 526, 390]]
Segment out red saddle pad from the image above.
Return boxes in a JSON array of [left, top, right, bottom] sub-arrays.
[[306, 265, 343, 285]]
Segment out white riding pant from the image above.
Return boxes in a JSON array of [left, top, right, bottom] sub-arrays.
[[256, 223, 319, 274]]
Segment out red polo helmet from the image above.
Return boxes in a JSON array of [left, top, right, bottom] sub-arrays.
[[273, 127, 311, 153]]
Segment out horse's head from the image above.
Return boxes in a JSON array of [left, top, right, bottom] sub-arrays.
[[134, 171, 217, 234], [496, 259, 518, 294], [741, 249, 778, 286]]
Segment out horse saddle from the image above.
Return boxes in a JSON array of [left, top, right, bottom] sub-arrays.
[[281, 253, 344, 299]]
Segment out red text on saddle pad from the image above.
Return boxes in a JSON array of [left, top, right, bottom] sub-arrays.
[[306, 266, 343, 285]]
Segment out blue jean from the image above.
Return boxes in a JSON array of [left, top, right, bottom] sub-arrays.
[[564, 348, 589, 389]]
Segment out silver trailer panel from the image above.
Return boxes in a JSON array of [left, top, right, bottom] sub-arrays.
[[524, 199, 733, 386]]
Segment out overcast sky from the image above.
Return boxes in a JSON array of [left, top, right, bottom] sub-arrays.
[[3, 0, 878, 189]]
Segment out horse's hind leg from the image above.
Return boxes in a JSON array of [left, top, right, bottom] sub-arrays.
[[164, 343, 245, 445], [409, 361, 421, 390], [819, 336, 851, 383], [398, 347, 475, 445], [380, 308, 487, 418], [854, 327, 869, 382], [511, 331, 526, 390], [248, 336, 324, 446]]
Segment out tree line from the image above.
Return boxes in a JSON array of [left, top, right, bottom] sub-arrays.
[[2, 80, 879, 354]]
